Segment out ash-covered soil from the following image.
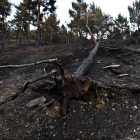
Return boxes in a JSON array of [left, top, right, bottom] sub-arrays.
[[0, 41, 140, 140]]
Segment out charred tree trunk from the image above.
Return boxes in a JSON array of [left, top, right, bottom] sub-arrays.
[[74, 15, 103, 77], [2, 17, 4, 54], [35, 0, 41, 48], [19, 23, 22, 46], [28, 10, 30, 47], [74, 41, 100, 77]]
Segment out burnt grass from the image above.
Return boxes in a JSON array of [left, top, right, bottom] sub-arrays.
[[0, 41, 140, 140]]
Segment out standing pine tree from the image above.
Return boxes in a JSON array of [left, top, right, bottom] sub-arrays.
[[68, 0, 88, 42], [22, 0, 37, 47], [34, 0, 56, 48], [0, 0, 11, 53], [13, 2, 28, 46], [46, 13, 59, 44], [128, 0, 140, 30]]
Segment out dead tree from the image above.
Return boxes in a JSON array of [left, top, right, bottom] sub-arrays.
[[0, 15, 139, 116]]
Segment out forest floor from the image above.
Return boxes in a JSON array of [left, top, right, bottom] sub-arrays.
[[0, 41, 140, 140]]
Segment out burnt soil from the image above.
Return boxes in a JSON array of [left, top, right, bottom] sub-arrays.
[[0, 41, 140, 140]]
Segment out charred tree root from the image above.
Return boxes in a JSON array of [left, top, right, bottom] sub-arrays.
[[62, 97, 69, 116], [0, 72, 55, 105]]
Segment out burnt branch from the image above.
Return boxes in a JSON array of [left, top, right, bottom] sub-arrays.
[[1, 72, 56, 105], [0, 59, 57, 68]]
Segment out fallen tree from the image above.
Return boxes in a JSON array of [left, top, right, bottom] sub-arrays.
[[0, 15, 139, 116]]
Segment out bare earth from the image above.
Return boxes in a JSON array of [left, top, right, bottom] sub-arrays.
[[0, 41, 140, 140]]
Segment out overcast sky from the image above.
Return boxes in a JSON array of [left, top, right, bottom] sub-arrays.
[[8, 0, 134, 29]]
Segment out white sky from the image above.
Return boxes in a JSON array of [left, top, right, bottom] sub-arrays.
[[8, 0, 134, 29]]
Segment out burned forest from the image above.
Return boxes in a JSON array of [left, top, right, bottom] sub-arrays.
[[1, 0, 140, 140]]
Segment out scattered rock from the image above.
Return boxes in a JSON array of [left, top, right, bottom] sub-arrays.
[[102, 64, 120, 69], [49, 125, 55, 130], [117, 74, 129, 78], [26, 96, 46, 109], [73, 109, 76, 113], [95, 100, 105, 108]]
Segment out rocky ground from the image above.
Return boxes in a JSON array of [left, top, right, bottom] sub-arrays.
[[0, 41, 140, 140]]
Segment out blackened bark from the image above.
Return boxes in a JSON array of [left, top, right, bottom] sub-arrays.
[[35, 25, 40, 47], [28, 11, 30, 47], [35, 0, 40, 48], [74, 41, 100, 77], [19, 23, 22, 46], [28, 23, 30, 47], [2, 17, 4, 54]]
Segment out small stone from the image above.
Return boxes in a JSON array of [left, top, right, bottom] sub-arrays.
[[112, 108, 115, 111], [82, 109, 85, 112], [53, 134, 56, 137], [82, 121, 85, 124], [137, 127, 140, 130], [73, 109, 76, 113], [91, 132, 94, 135], [26, 97, 46, 109], [89, 101, 93, 105], [49, 125, 55, 129], [111, 103, 115, 106], [133, 106, 138, 110]]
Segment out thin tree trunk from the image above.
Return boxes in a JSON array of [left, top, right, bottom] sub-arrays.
[[28, 23, 30, 47], [2, 17, 4, 54], [76, 33, 78, 42], [19, 23, 22, 46], [50, 26, 53, 44], [78, 19, 81, 42], [28, 10, 30, 47], [44, 34, 46, 45], [35, 0, 41, 48]]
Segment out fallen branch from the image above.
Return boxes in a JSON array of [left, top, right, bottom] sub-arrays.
[[1, 72, 56, 105], [123, 46, 140, 53], [117, 74, 129, 78], [37, 99, 54, 111], [116, 52, 132, 57], [0, 58, 57, 68], [102, 65, 120, 69]]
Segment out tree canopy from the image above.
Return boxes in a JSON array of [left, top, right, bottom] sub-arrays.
[[128, 0, 140, 30], [68, 0, 88, 41]]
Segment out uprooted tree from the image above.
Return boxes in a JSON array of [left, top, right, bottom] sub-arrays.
[[0, 14, 140, 116]]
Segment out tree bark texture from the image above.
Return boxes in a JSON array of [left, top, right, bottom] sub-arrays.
[[19, 23, 22, 46], [2, 17, 4, 54], [28, 10, 30, 47], [35, 0, 41, 48]]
